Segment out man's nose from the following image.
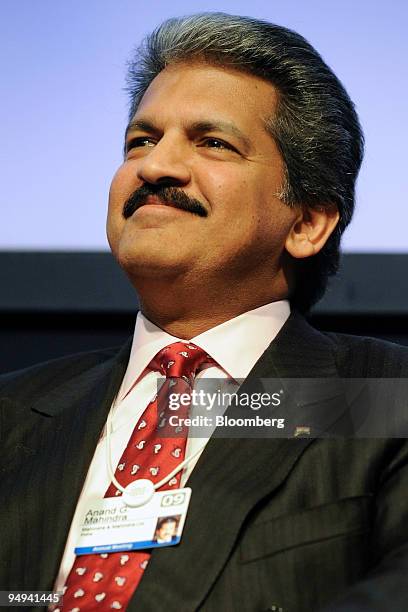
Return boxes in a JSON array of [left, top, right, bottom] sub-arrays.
[[136, 135, 191, 186]]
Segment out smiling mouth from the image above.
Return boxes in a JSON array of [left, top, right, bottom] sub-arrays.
[[139, 195, 181, 210], [133, 196, 188, 216]]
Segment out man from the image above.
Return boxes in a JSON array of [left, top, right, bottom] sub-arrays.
[[1, 12, 408, 612], [154, 517, 179, 544]]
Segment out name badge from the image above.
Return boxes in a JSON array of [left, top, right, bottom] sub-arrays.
[[75, 488, 191, 555]]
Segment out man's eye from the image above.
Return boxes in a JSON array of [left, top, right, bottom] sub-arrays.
[[126, 137, 156, 151], [202, 138, 235, 151]]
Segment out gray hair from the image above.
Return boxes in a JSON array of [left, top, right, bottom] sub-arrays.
[[126, 12, 364, 311]]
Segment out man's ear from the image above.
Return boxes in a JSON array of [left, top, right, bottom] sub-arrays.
[[285, 204, 340, 259]]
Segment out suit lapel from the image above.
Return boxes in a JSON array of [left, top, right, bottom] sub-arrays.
[[1, 341, 132, 591], [129, 313, 347, 611]]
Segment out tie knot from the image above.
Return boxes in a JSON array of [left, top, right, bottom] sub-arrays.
[[149, 341, 214, 380]]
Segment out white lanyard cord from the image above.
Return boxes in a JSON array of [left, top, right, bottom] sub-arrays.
[[105, 403, 207, 493]]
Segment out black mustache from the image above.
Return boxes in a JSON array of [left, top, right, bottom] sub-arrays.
[[122, 185, 208, 219]]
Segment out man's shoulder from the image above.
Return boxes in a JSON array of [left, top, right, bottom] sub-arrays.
[[278, 312, 408, 377], [0, 344, 126, 401], [321, 328, 408, 377]]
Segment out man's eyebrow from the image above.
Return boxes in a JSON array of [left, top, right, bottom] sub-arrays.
[[189, 120, 252, 153], [125, 119, 157, 139]]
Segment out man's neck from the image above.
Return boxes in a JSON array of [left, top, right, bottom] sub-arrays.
[[136, 280, 289, 339], [139, 304, 262, 339]]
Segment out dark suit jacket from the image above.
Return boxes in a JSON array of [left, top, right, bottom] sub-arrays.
[[1, 312, 408, 611]]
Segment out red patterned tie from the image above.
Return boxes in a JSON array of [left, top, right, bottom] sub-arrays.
[[60, 342, 215, 611]]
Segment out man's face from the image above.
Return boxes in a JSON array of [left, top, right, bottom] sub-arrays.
[[156, 520, 177, 542], [107, 63, 299, 289]]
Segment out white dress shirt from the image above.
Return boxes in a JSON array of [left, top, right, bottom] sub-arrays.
[[54, 300, 290, 591]]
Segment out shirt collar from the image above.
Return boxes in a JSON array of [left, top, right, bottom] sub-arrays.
[[119, 300, 290, 399]]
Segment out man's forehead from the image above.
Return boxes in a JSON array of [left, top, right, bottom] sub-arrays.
[[126, 66, 280, 150], [130, 62, 278, 122]]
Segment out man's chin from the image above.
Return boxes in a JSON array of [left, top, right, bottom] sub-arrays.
[[115, 246, 188, 281]]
